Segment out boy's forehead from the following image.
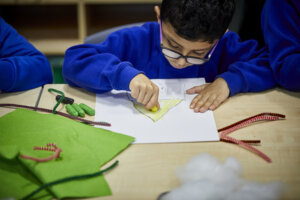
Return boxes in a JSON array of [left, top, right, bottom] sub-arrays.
[[162, 22, 213, 50]]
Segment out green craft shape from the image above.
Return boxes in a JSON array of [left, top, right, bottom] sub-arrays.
[[0, 109, 134, 199], [134, 99, 182, 122]]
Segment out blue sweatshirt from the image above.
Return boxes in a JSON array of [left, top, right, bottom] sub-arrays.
[[261, 0, 300, 91], [63, 22, 275, 96], [0, 17, 52, 92]]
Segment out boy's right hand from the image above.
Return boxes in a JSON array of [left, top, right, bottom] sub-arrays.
[[129, 74, 160, 110]]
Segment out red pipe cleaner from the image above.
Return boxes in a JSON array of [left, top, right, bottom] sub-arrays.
[[20, 143, 62, 162], [218, 113, 285, 163]]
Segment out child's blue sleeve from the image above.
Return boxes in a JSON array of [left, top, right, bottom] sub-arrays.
[[261, 0, 300, 91], [62, 24, 153, 93], [0, 17, 53, 92], [218, 49, 276, 96], [216, 32, 276, 96]]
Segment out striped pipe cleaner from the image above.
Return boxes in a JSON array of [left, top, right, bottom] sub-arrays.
[[218, 113, 285, 163], [20, 143, 62, 162]]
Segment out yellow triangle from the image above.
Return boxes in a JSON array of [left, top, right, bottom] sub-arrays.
[[133, 99, 182, 122]]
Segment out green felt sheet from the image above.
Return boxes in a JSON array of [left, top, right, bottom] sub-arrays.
[[0, 145, 51, 200], [0, 109, 134, 199]]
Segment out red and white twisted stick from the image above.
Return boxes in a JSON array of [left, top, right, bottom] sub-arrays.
[[20, 143, 62, 162], [218, 113, 285, 163]]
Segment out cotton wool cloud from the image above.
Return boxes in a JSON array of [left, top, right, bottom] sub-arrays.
[[159, 153, 285, 200]]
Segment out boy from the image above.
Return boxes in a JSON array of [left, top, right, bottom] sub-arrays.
[[63, 0, 275, 113], [0, 17, 53, 92], [261, 0, 300, 91]]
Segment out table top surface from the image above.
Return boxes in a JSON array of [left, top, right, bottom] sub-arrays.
[[1, 84, 300, 199], [0, 87, 42, 117]]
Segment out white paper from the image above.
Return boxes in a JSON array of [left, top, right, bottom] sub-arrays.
[[95, 78, 219, 144]]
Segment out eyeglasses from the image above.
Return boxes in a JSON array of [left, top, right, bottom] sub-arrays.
[[159, 21, 218, 65]]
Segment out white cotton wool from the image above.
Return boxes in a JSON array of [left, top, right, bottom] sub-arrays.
[[160, 153, 284, 200], [160, 180, 234, 200], [176, 153, 242, 184], [227, 181, 285, 200], [175, 153, 221, 183]]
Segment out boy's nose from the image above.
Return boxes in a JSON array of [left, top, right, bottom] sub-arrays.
[[176, 57, 186, 66]]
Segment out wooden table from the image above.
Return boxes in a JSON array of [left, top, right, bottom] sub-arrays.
[[0, 87, 42, 117], [28, 85, 300, 199]]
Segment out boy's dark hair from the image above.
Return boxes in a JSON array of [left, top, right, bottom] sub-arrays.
[[160, 0, 235, 43]]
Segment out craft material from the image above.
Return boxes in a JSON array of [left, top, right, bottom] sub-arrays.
[[0, 104, 110, 126], [56, 95, 74, 104], [48, 88, 65, 114], [22, 160, 119, 200], [95, 78, 219, 144], [151, 106, 158, 112], [72, 103, 85, 117], [79, 103, 95, 116], [0, 109, 134, 199], [159, 153, 284, 200], [220, 138, 261, 144], [219, 112, 285, 163], [66, 104, 79, 117], [133, 99, 182, 122], [49, 88, 96, 119], [20, 143, 62, 162]]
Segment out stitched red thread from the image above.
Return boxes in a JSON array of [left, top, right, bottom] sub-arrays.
[[218, 113, 285, 163], [20, 143, 62, 162]]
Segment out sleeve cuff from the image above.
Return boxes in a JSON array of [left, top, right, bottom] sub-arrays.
[[116, 62, 143, 91], [217, 71, 245, 96]]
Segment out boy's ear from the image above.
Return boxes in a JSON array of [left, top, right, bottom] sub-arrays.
[[154, 6, 161, 23]]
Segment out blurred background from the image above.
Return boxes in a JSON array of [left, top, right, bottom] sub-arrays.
[[0, 0, 266, 84]]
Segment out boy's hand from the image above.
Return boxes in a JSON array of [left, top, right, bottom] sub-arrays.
[[186, 78, 230, 113], [129, 74, 160, 110]]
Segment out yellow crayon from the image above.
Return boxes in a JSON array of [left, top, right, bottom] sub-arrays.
[[151, 106, 158, 112]]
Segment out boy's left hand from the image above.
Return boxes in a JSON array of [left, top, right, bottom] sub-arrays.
[[186, 78, 230, 113]]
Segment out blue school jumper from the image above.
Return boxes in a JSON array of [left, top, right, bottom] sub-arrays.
[[261, 0, 300, 91], [0, 17, 52, 92], [63, 22, 275, 96]]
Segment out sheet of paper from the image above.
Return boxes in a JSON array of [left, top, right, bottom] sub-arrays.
[[95, 78, 219, 144]]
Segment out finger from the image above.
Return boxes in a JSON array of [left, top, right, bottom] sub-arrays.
[[209, 96, 224, 110], [153, 83, 160, 110], [199, 95, 216, 113], [145, 84, 159, 110], [145, 91, 159, 110], [209, 104, 216, 111], [193, 94, 210, 112], [190, 93, 204, 109], [131, 87, 139, 99], [137, 85, 146, 103], [186, 84, 207, 94], [156, 101, 161, 110], [142, 85, 154, 105]]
